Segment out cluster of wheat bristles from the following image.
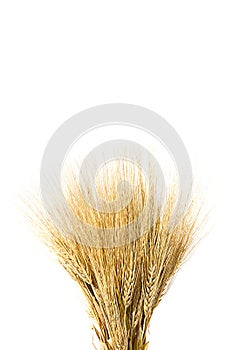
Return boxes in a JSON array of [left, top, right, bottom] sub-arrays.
[[29, 158, 202, 350]]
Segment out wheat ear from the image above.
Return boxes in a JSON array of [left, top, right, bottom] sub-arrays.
[[27, 158, 204, 350]]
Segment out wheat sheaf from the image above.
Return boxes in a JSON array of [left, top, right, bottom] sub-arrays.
[[28, 156, 203, 350]]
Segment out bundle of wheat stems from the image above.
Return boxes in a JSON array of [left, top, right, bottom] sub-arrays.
[[29, 156, 203, 350]]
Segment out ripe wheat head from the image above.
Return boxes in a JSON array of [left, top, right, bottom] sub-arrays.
[[27, 157, 204, 350]]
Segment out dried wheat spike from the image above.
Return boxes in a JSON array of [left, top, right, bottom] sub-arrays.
[[28, 157, 204, 350]]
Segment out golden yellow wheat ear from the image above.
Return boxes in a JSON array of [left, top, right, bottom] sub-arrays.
[[27, 158, 204, 350]]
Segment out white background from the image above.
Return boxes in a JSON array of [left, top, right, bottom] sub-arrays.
[[1, 1, 233, 349]]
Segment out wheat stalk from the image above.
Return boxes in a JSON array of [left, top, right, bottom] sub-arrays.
[[26, 157, 204, 350]]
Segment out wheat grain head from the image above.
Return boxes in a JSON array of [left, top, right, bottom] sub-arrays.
[[26, 156, 204, 350]]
